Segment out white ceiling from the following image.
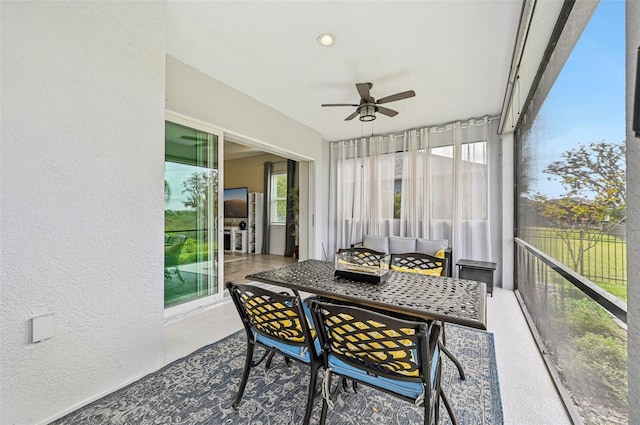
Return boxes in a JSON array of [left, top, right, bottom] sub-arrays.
[[167, 1, 523, 142]]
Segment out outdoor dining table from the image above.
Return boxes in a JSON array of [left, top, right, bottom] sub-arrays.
[[246, 259, 487, 330]]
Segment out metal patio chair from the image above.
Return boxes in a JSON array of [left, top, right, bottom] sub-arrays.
[[390, 251, 465, 380], [164, 234, 187, 283], [309, 298, 458, 425], [226, 281, 322, 425]]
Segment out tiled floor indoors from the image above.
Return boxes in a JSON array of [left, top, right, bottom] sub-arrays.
[[164, 253, 572, 425]]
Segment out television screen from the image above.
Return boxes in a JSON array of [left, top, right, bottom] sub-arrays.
[[224, 187, 248, 218]]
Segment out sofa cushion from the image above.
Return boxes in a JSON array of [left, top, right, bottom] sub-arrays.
[[416, 238, 448, 255], [389, 236, 417, 254], [363, 235, 390, 254]]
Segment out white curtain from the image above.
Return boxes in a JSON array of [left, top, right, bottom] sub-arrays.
[[328, 117, 496, 267]]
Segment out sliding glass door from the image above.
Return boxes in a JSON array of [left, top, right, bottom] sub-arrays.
[[164, 119, 222, 308]]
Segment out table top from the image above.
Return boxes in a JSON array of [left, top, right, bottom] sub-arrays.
[[246, 259, 487, 330]]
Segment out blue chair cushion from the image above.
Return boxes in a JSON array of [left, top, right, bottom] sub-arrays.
[[254, 302, 321, 363], [327, 345, 439, 400], [256, 333, 315, 362]]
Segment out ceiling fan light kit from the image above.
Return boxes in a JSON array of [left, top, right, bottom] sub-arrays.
[[322, 82, 415, 122], [359, 105, 377, 121]]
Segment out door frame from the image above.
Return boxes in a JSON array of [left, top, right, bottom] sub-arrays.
[[164, 110, 225, 319]]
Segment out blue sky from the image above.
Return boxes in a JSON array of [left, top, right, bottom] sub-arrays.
[[165, 162, 208, 211], [530, 0, 625, 197]]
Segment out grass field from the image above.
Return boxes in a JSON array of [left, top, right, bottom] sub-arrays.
[[522, 227, 627, 301]]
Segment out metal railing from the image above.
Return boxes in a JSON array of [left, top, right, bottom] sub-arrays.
[[519, 227, 627, 289], [515, 237, 628, 425]]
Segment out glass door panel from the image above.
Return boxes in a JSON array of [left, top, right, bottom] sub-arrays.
[[164, 121, 220, 308]]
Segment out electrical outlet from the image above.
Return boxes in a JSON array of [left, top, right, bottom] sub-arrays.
[[32, 314, 54, 343]]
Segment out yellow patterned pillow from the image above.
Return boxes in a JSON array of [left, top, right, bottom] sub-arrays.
[[434, 248, 446, 259], [391, 265, 442, 276]]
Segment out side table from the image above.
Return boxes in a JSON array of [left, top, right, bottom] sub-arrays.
[[457, 259, 497, 296]]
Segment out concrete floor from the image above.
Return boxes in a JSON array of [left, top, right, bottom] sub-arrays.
[[164, 256, 572, 425], [487, 288, 572, 425]]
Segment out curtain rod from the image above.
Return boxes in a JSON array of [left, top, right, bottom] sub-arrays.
[[331, 116, 498, 145]]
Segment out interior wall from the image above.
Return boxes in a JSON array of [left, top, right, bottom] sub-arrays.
[[0, 2, 167, 424], [224, 153, 285, 194], [224, 154, 290, 256]]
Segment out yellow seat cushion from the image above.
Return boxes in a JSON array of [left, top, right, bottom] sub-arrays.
[[391, 264, 442, 276]]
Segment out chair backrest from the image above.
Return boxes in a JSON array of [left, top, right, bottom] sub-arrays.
[[227, 282, 315, 349], [390, 252, 449, 277], [310, 299, 438, 383], [164, 235, 187, 267]]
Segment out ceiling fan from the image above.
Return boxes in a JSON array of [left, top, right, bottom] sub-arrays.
[[322, 82, 416, 122], [180, 134, 209, 148]]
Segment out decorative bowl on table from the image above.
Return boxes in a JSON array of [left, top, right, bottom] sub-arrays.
[[334, 248, 390, 283]]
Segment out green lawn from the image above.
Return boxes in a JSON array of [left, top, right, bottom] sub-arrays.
[[523, 227, 627, 301]]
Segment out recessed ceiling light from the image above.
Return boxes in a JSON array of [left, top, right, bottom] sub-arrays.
[[317, 33, 335, 46]]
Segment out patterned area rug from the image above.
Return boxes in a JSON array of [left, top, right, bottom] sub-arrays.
[[53, 325, 503, 424]]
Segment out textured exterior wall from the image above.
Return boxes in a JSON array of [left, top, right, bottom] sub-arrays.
[[500, 133, 514, 290], [165, 56, 323, 163], [0, 2, 166, 424], [165, 55, 327, 259], [627, 1, 640, 422]]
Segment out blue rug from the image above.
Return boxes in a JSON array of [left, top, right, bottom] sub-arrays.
[[53, 325, 503, 424]]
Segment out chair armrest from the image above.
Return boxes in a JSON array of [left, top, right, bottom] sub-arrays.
[[350, 241, 363, 248], [443, 248, 453, 277]]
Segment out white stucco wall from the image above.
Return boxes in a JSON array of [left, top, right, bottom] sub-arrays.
[[165, 55, 329, 260], [500, 133, 515, 290], [0, 2, 167, 424], [627, 1, 640, 422]]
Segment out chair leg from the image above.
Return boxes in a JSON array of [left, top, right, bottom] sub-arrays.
[[265, 351, 276, 369], [439, 342, 466, 380], [175, 266, 185, 283], [439, 323, 465, 380], [303, 362, 321, 425], [319, 371, 332, 425], [433, 389, 440, 425], [440, 388, 458, 425], [233, 342, 255, 409]]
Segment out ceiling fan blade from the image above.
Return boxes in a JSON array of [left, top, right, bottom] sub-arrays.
[[345, 110, 360, 121], [322, 103, 359, 107], [356, 82, 372, 100], [377, 90, 416, 105], [377, 106, 399, 117]]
